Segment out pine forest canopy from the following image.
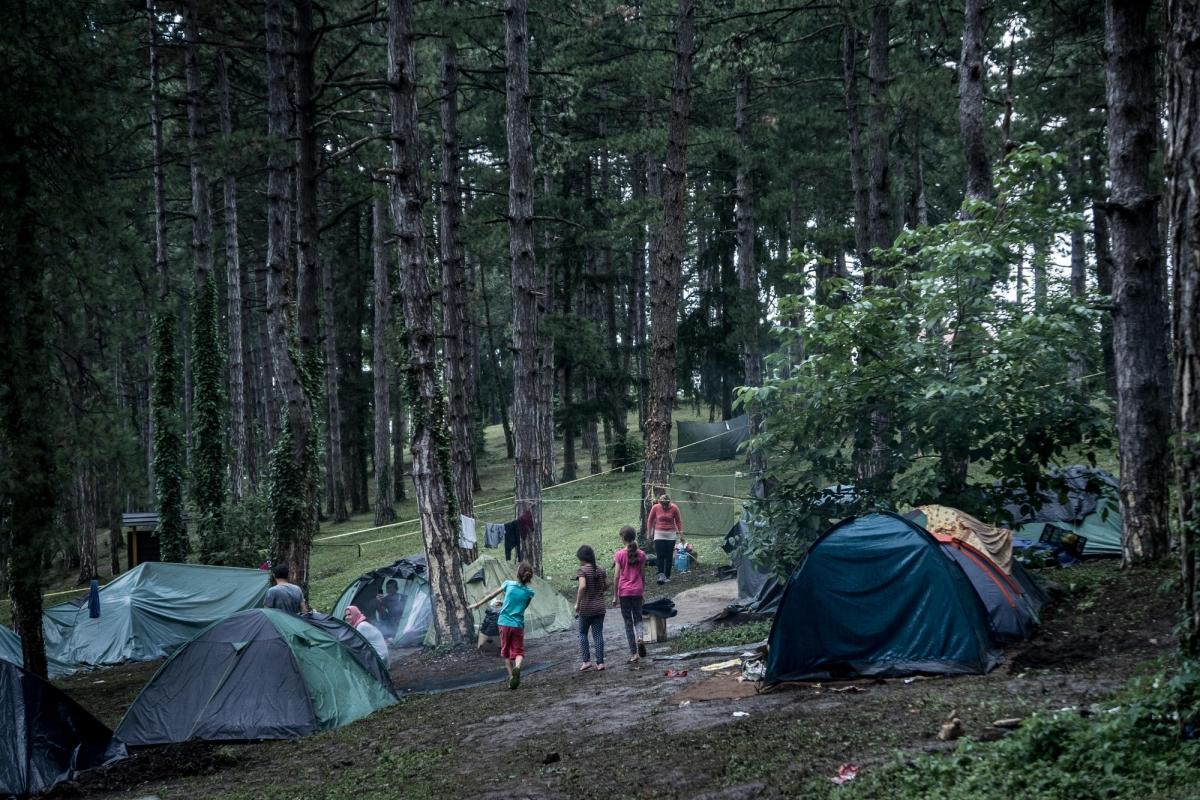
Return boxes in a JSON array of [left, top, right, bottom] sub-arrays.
[[0, 0, 1197, 673]]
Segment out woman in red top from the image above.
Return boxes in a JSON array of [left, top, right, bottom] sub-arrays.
[[645, 493, 685, 584], [611, 525, 647, 662]]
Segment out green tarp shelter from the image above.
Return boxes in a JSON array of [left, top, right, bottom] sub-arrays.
[[1, 661, 126, 797], [766, 513, 1000, 682], [115, 609, 395, 745], [1014, 498, 1122, 557], [426, 555, 574, 645], [43, 562, 269, 667], [670, 473, 742, 540], [675, 415, 749, 463], [0, 624, 77, 680]]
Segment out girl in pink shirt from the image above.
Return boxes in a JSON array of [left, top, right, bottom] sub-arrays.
[[612, 525, 647, 662]]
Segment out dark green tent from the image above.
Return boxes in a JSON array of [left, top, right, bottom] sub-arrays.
[[765, 513, 1000, 682], [1, 661, 126, 797], [674, 415, 749, 463], [115, 609, 395, 745]]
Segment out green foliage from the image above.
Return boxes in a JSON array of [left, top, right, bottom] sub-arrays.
[[151, 310, 188, 562], [671, 618, 772, 652], [214, 490, 272, 568], [843, 660, 1200, 800], [743, 148, 1113, 576], [610, 431, 644, 472], [267, 423, 310, 565], [190, 277, 227, 563]]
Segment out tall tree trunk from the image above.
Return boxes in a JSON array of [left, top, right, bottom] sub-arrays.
[[108, 502, 122, 578], [960, 0, 995, 205], [735, 70, 764, 476], [480, 269, 515, 458], [1091, 158, 1120, 399], [505, 0, 543, 571], [294, 0, 321, 369], [75, 466, 98, 585], [1105, 0, 1174, 564], [1069, 151, 1089, 384], [392, 379, 407, 502], [373, 195, 396, 525], [439, 15, 475, 518], [1032, 239, 1048, 310], [560, 363, 577, 481], [1166, 0, 1200, 653], [630, 163, 647, 433], [265, 0, 317, 589], [322, 244, 349, 523], [217, 51, 249, 501], [843, 24, 870, 267], [389, 0, 472, 642], [640, 127, 659, 433], [540, 176, 558, 487], [642, 0, 694, 537]]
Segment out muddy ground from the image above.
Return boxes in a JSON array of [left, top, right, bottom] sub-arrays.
[[49, 561, 1177, 800]]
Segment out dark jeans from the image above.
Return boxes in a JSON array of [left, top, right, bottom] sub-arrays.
[[654, 539, 675, 578], [619, 595, 644, 654], [578, 613, 605, 664]]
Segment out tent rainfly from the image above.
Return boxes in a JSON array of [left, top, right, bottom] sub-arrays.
[[0, 660, 126, 797], [42, 562, 270, 668], [0, 624, 77, 679], [116, 609, 396, 745]]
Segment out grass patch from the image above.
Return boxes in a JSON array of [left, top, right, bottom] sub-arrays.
[[670, 618, 772, 652], [840, 660, 1200, 800]]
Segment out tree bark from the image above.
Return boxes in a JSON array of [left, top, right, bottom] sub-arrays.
[[217, 51, 249, 501], [393, 377, 407, 502], [866, 4, 893, 262], [1091, 157, 1120, 399], [75, 466, 98, 585], [1105, 0, 1174, 564], [1069, 151, 1089, 385], [642, 0, 694, 537], [843, 24, 870, 266], [505, 0, 543, 570], [439, 13, 475, 518], [1166, 0, 1200, 652], [389, 0, 472, 642], [960, 0, 995, 205], [373, 195, 397, 525], [294, 0, 321, 369], [480, 267, 515, 458], [265, 0, 317, 589], [735, 70, 764, 476]]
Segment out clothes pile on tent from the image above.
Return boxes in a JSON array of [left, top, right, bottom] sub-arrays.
[[332, 556, 431, 646], [116, 608, 396, 745], [42, 562, 270, 668], [0, 623, 77, 680], [675, 415, 749, 463], [1, 660, 126, 797], [997, 465, 1122, 557], [766, 513, 1002, 682]]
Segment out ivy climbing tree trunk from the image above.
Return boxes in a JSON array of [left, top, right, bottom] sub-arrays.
[[265, 0, 317, 590], [217, 50, 249, 500], [373, 194, 396, 525], [735, 69, 764, 477], [439, 11, 475, 518], [1166, 0, 1200, 653], [506, 0, 543, 571], [185, 0, 226, 562], [642, 0, 694, 537], [389, 0, 472, 643], [1105, 0, 1174, 565]]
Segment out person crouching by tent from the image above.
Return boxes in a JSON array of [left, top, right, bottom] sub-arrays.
[[265, 563, 308, 615], [612, 525, 647, 663], [344, 605, 389, 663], [471, 562, 535, 689], [646, 493, 685, 585]]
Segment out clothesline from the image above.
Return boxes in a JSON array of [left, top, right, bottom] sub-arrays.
[[312, 424, 749, 543]]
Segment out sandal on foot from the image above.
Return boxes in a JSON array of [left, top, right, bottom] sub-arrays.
[[627, 655, 640, 664], [578, 663, 594, 672], [596, 663, 606, 671]]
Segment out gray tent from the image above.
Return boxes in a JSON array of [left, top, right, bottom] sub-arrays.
[[0, 624, 76, 679]]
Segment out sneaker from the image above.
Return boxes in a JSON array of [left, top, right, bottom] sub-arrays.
[[509, 666, 521, 689], [663, 576, 671, 584], [656, 574, 666, 585]]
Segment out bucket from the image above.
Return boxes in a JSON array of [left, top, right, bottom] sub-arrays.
[[675, 550, 690, 574]]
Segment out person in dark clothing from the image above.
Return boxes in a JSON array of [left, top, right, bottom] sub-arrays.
[[264, 563, 306, 615], [375, 579, 405, 638]]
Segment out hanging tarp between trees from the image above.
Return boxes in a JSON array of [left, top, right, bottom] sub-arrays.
[[674, 415, 750, 463], [670, 473, 742, 539]]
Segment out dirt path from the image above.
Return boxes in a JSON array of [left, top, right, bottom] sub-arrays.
[[50, 563, 1177, 800]]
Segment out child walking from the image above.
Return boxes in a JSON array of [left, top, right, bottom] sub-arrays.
[[574, 545, 608, 671], [471, 561, 535, 689], [612, 525, 647, 663]]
